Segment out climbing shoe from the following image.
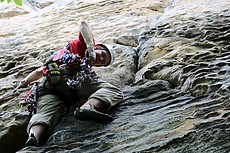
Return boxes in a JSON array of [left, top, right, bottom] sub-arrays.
[[24, 133, 38, 147], [74, 108, 113, 124]]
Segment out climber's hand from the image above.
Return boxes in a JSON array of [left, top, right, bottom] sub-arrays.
[[14, 80, 27, 92]]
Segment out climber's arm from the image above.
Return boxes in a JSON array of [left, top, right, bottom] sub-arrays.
[[15, 67, 44, 90]]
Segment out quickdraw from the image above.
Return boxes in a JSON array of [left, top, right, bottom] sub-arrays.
[[67, 58, 98, 89], [24, 83, 38, 117]]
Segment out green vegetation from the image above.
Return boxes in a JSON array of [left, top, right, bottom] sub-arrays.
[[0, 0, 22, 6]]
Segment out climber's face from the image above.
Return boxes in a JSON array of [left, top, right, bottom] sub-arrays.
[[90, 49, 111, 66]]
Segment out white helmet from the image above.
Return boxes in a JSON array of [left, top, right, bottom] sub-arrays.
[[97, 44, 116, 66]]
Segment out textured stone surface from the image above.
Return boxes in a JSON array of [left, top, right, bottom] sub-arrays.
[[0, 0, 229, 153]]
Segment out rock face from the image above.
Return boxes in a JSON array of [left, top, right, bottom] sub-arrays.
[[0, 0, 229, 153]]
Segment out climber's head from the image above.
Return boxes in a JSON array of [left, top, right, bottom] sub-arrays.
[[90, 44, 115, 67]]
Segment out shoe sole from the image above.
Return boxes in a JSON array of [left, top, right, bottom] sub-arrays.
[[80, 21, 94, 49], [74, 108, 113, 124]]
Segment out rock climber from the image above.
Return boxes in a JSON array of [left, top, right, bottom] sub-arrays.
[[15, 21, 124, 147]]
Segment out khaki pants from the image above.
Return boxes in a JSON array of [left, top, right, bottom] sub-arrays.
[[27, 80, 124, 133]]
